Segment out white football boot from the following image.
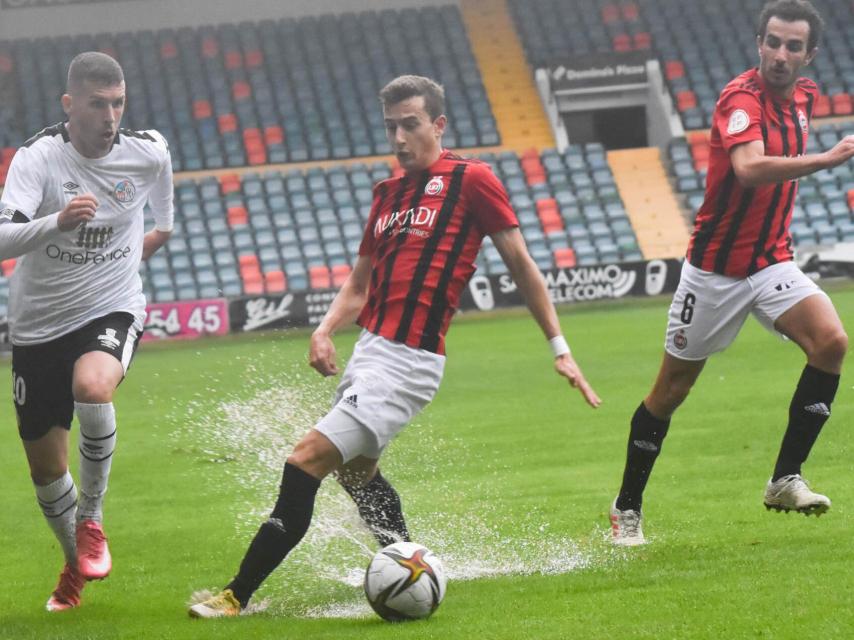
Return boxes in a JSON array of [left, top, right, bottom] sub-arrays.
[[609, 498, 647, 546], [764, 474, 830, 516]]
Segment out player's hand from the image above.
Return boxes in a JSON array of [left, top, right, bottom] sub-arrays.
[[555, 353, 601, 408], [823, 135, 854, 168], [309, 330, 339, 377], [57, 194, 98, 231]]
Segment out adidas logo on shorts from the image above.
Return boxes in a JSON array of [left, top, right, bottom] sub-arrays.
[[343, 394, 358, 409]]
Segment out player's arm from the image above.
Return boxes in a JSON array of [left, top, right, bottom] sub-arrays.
[[308, 254, 372, 377], [0, 195, 97, 260], [142, 229, 171, 260], [730, 135, 854, 187], [491, 227, 601, 408], [142, 140, 175, 260]]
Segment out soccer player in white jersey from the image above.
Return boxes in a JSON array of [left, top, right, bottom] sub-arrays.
[[0, 52, 173, 611]]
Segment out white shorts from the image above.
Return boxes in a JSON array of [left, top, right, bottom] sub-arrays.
[[314, 331, 445, 463], [665, 261, 826, 361]]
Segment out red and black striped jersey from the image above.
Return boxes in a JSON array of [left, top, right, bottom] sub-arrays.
[[686, 68, 818, 277], [357, 150, 518, 355]]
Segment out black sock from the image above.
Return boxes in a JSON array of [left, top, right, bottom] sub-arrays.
[[616, 402, 671, 512], [772, 365, 839, 481], [340, 469, 410, 547], [226, 462, 321, 608]]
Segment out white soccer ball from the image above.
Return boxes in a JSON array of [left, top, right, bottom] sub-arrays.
[[364, 542, 447, 621]]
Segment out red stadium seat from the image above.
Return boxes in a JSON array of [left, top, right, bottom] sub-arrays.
[[201, 37, 218, 58], [676, 90, 697, 111], [264, 270, 287, 293], [1, 147, 15, 162], [227, 205, 248, 226], [238, 254, 260, 270], [218, 113, 238, 133], [331, 264, 352, 287], [219, 173, 241, 195], [264, 126, 284, 145], [612, 34, 632, 52], [224, 50, 243, 70], [847, 189, 854, 209], [242, 273, 264, 295], [633, 32, 651, 50], [245, 50, 264, 68], [0, 53, 13, 73], [665, 60, 685, 80], [622, 2, 639, 21], [554, 248, 577, 268], [192, 100, 212, 119], [309, 266, 332, 290], [535, 197, 559, 217], [247, 149, 267, 166], [813, 95, 831, 118], [232, 81, 251, 101], [831, 93, 852, 116], [160, 41, 177, 59], [601, 4, 620, 23], [1, 258, 15, 276]]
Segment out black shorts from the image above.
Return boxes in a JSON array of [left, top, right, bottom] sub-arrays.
[[12, 312, 142, 441]]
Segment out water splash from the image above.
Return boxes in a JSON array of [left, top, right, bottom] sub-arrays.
[[176, 361, 620, 619]]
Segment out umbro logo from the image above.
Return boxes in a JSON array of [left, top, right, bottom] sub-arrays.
[[97, 328, 121, 350], [804, 402, 830, 416], [63, 181, 79, 194], [343, 394, 358, 409]]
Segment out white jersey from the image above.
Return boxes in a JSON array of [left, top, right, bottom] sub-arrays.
[[0, 122, 174, 345]]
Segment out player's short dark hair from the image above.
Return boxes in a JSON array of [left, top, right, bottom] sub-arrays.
[[757, 0, 824, 51], [67, 51, 124, 93], [379, 75, 445, 120]]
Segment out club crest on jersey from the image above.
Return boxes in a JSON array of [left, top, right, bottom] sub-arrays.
[[726, 109, 750, 135], [797, 109, 808, 133], [425, 176, 444, 196], [113, 179, 136, 203]]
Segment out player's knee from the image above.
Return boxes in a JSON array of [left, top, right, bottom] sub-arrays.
[[288, 437, 339, 478], [813, 328, 848, 366], [72, 371, 116, 403], [30, 461, 67, 486]]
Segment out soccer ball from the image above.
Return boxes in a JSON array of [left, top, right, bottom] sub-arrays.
[[363, 542, 447, 621]]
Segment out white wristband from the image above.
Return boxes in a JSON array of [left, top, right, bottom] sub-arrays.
[[549, 335, 570, 358]]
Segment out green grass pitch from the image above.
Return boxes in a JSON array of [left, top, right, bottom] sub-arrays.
[[2, 284, 853, 639]]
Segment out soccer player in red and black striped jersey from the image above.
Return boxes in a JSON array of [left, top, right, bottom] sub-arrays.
[[189, 75, 600, 617], [609, 0, 854, 546]]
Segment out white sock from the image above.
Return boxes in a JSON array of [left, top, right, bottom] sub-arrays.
[[35, 472, 78, 565], [75, 401, 116, 523]]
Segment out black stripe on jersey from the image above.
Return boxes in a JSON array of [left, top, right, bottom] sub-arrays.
[[748, 182, 784, 273], [763, 181, 797, 267], [419, 210, 476, 352], [394, 163, 467, 346], [116, 128, 157, 144], [775, 102, 791, 158], [713, 186, 756, 273], [689, 169, 736, 268], [805, 92, 815, 120], [788, 103, 804, 156], [372, 173, 431, 335], [748, 123, 779, 274], [22, 122, 68, 148], [363, 181, 390, 319]]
